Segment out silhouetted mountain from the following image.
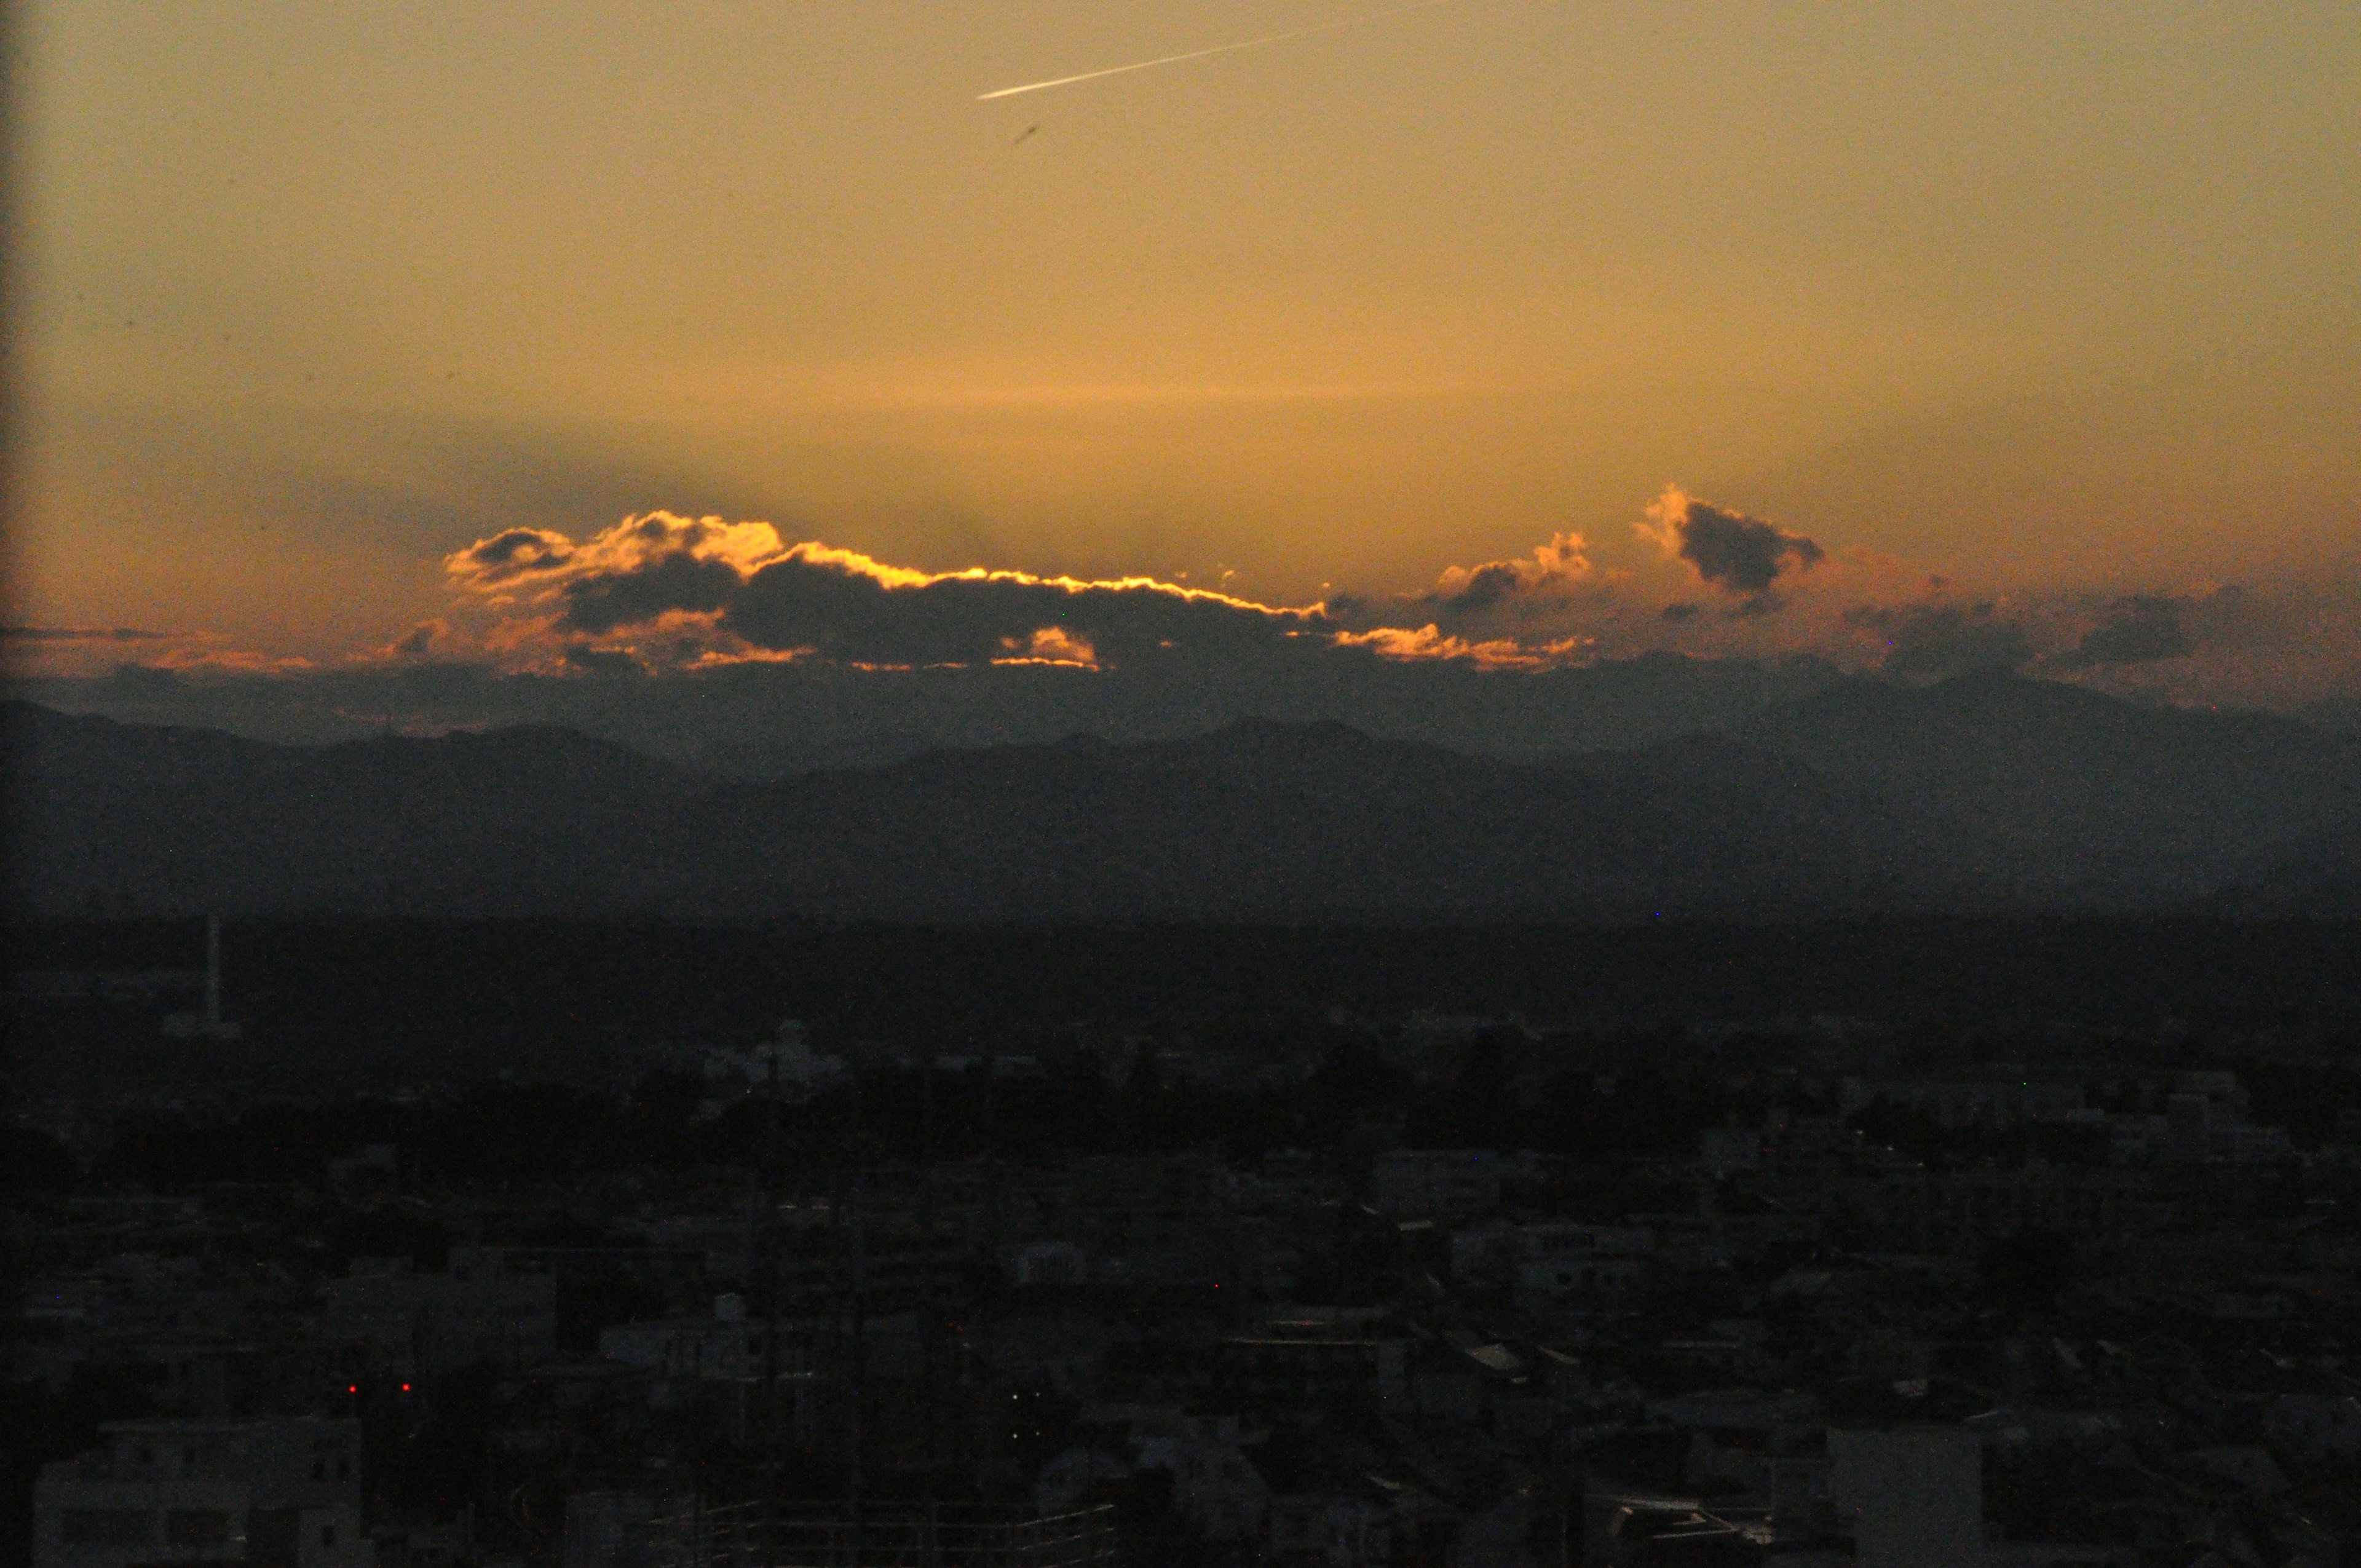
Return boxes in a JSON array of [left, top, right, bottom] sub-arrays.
[[6, 705, 694, 916], [10, 674, 2359, 919], [603, 721, 1874, 921], [1731, 670, 2361, 905], [4, 649, 1847, 765]]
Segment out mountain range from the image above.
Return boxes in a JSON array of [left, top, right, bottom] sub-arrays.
[[9, 671, 2359, 920]]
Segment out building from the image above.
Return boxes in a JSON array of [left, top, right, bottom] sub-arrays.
[[598, 1296, 765, 1383], [1826, 1427, 1981, 1568], [159, 916, 242, 1042], [701, 1020, 844, 1098], [317, 1249, 556, 1376], [1841, 1071, 2082, 1131], [33, 1419, 366, 1568], [1369, 1150, 1506, 1220], [1217, 1337, 1407, 1420]]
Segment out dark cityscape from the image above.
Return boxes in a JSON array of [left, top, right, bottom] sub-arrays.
[[7, 911, 2361, 1567], [9, 2, 2361, 1564]]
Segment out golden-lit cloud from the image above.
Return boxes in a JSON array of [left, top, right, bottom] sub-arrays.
[[22, 489, 2354, 760], [1331, 624, 1591, 671], [418, 501, 2360, 713], [441, 510, 1330, 671], [993, 627, 1101, 668]]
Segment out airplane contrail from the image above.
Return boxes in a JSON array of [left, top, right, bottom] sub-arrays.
[[978, 0, 1455, 101]]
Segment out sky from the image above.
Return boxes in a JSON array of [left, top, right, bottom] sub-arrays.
[[7, 1, 2360, 745]]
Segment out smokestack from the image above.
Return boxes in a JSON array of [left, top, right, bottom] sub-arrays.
[[205, 914, 221, 1028]]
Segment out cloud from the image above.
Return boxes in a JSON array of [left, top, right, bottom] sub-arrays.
[[391, 623, 443, 657], [446, 527, 580, 588], [1849, 595, 2034, 679], [443, 511, 1330, 670], [563, 646, 645, 678], [2049, 595, 2191, 670], [1424, 533, 1594, 614], [1637, 487, 1824, 600], [2, 625, 168, 643], [442, 511, 1637, 680], [350, 620, 455, 663], [992, 627, 1101, 669], [2, 623, 326, 680], [1332, 624, 1591, 671], [25, 491, 2349, 761]]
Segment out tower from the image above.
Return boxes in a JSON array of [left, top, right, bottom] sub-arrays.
[[206, 911, 221, 1030]]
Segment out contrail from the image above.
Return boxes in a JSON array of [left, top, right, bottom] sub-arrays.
[[978, 0, 1454, 101]]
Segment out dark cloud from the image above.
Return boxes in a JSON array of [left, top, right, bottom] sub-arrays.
[[1438, 561, 1524, 613], [1640, 489, 1823, 599], [457, 528, 575, 582], [390, 624, 442, 657], [1850, 600, 2033, 679], [2049, 595, 2191, 670], [563, 550, 747, 635], [563, 647, 645, 678], [726, 555, 1316, 667], [1417, 534, 1594, 616], [2, 625, 168, 643], [1676, 503, 1825, 595], [1659, 603, 1701, 622]]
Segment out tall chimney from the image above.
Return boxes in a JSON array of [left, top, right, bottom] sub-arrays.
[[205, 914, 221, 1028]]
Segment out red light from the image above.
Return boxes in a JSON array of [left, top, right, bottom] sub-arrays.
[[348, 1385, 358, 1394], [401, 1384, 411, 1393]]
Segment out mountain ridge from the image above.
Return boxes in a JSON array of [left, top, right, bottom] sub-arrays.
[[10, 674, 2359, 919]]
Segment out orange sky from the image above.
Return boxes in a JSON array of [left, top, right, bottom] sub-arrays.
[[7, 1, 2360, 705]]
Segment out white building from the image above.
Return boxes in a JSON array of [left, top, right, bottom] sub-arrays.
[[598, 1297, 765, 1383], [33, 1419, 367, 1568], [702, 1020, 844, 1098]]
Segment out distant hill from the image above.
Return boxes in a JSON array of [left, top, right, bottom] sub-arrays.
[[9, 674, 2360, 919], [5, 705, 695, 916], [605, 721, 1877, 921], [1732, 669, 2361, 906]]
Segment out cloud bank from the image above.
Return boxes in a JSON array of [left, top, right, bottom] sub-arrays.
[[442, 512, 1332, 672], [13, 490, 2357, 764]]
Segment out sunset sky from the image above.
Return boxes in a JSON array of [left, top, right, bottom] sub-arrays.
[[8, 1, 2359, 734]]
